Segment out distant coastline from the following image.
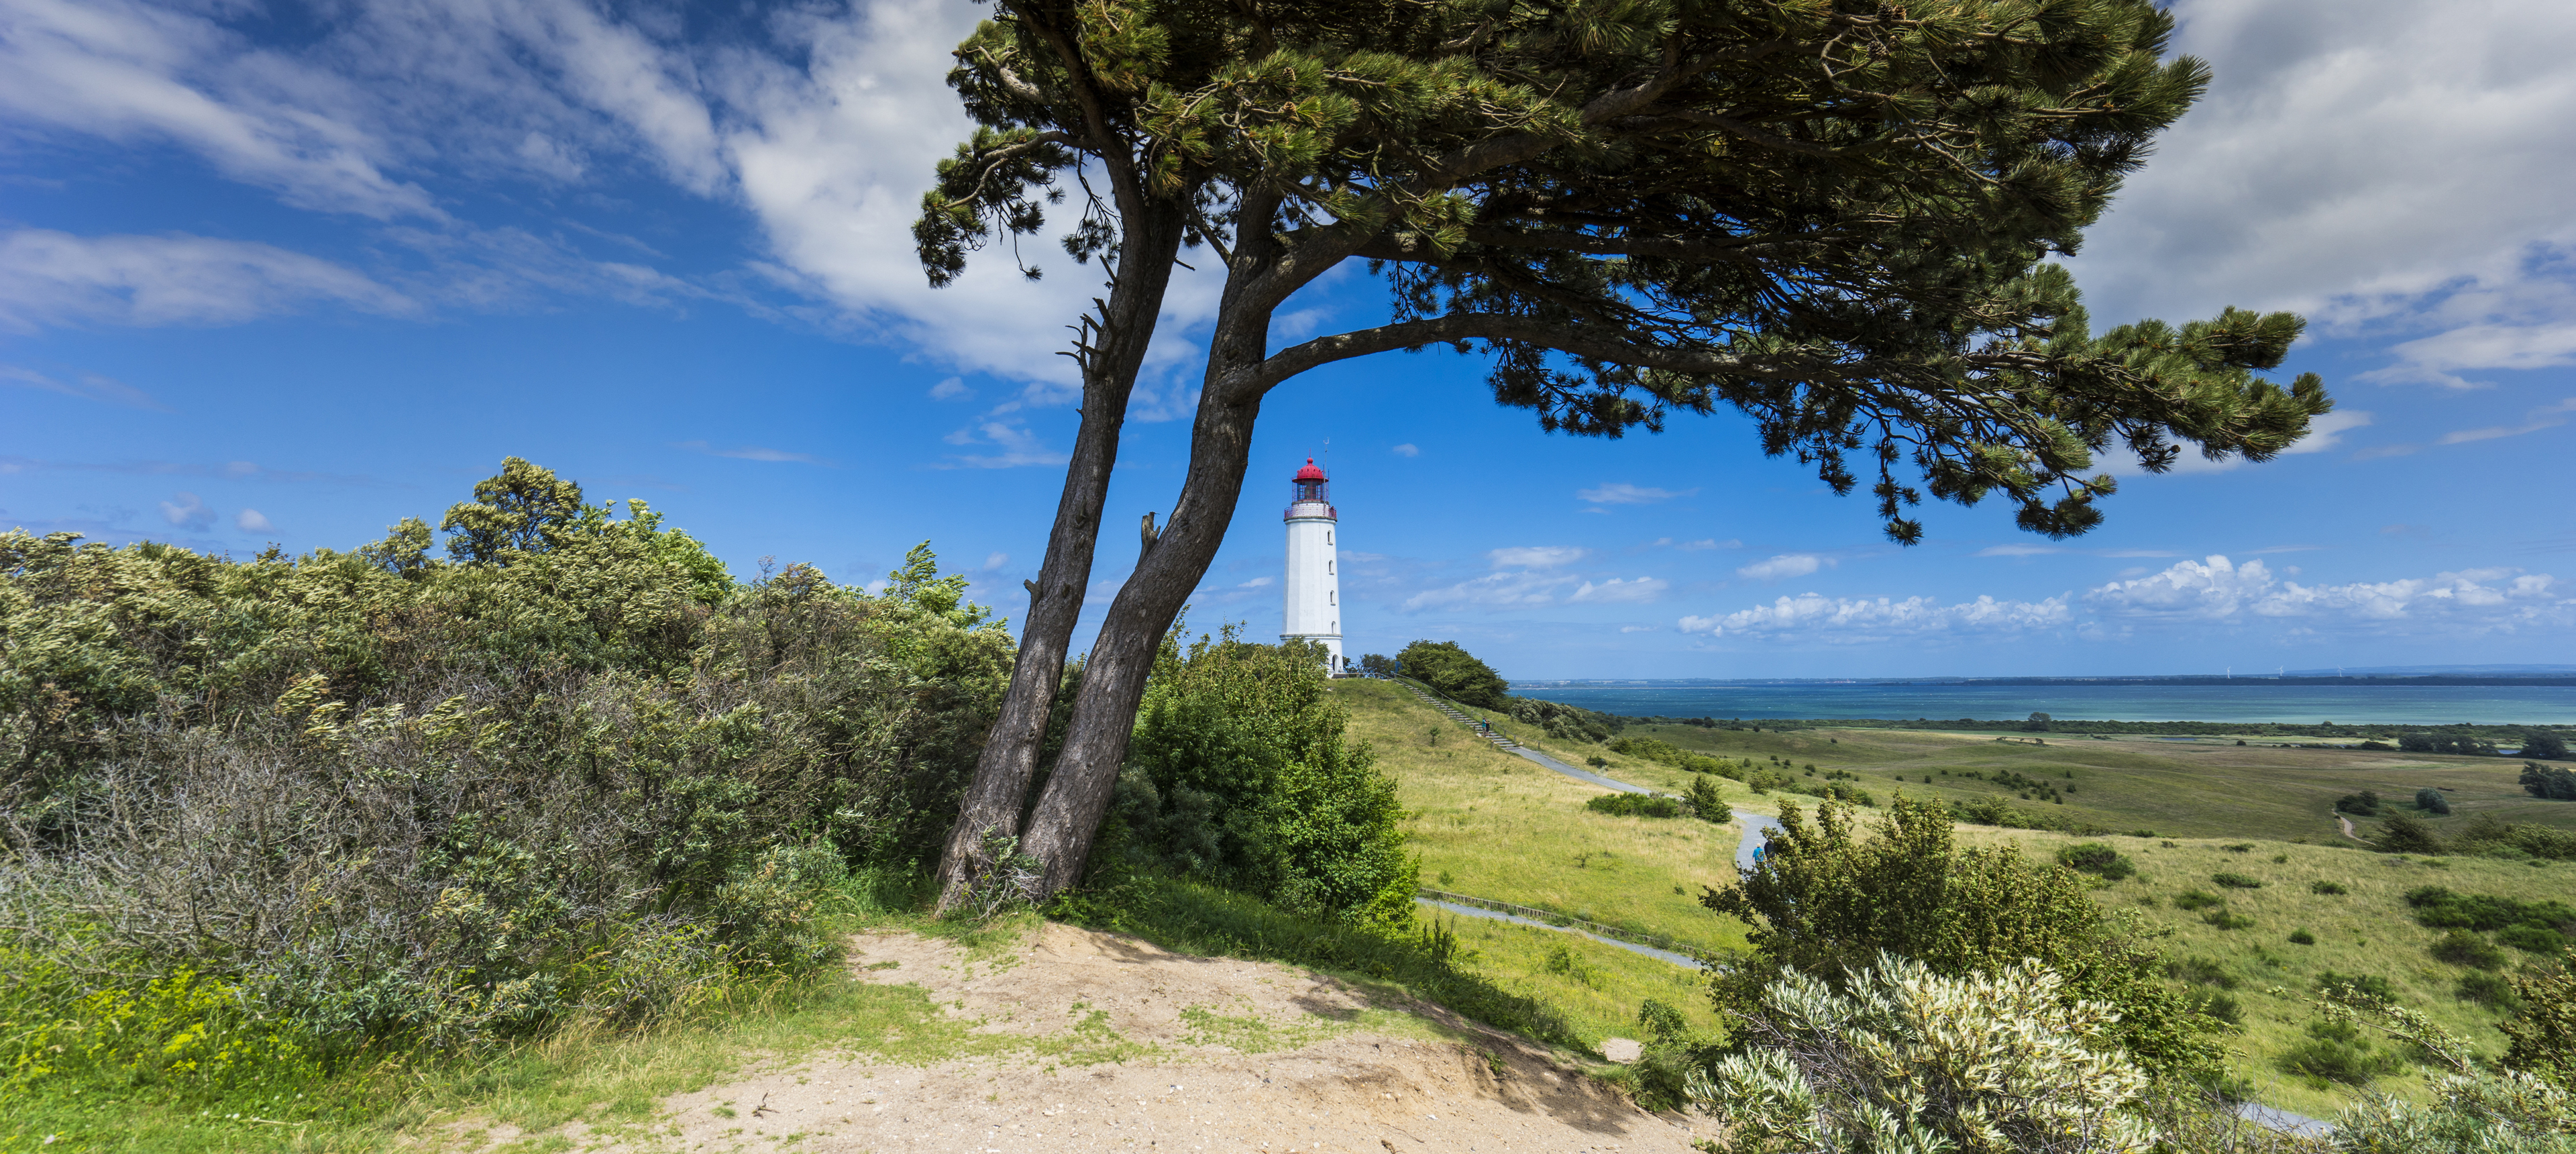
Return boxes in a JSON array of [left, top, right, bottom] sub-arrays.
[[1507, 675, 2576, 725]]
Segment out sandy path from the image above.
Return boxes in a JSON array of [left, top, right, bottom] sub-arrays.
[[643, 923, 1703, 1154]]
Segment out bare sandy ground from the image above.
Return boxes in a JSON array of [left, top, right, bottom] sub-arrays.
[[647, 922, 1705, 1154]]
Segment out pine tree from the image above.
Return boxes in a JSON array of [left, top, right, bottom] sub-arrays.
[[919, 0, 2336, 902]]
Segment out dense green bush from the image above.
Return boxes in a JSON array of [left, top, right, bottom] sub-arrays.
[[2337, 790, 2384, 816], [1512, 696, 1619, 742], [1, 462, 1014, 1084], [2277, 1018, 2403, 1088], [2056, 841, 2137, 880], [2375, 812, 2446, 853], [1106, 631, 1415, 927], [1394, 639, 1509, 709], [2431, 930, 2508, 972], [2522, 760, 2576, 800], [2404, 887, 2576, 944], [2502, 949, 2576, 1089], [1585, 792, 1684, 818], [2456, 970, 2520, 1012], [2211, 872, 2265, 889], [1685, 776, 1730, 824], [2447, 812, 2576, 861], [2316, 972, 2399, 1003], [1704, 796, 2224, 1079]]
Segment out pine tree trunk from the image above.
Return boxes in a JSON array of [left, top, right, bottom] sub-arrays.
[[932, 211, 1185, 909], [1016, 333, 1273, 898]]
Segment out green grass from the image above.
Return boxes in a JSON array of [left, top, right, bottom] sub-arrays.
[[1951, 824, 2567, 1118], [1332, 680, 1754, 953], [1609, 719, 2576, 843]]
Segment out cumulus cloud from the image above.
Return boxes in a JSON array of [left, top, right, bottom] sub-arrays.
[[159, 492, 214, 530], [1570, 576, 1668, 605], [2088, 555, 2571, 631], [1401, 570, 1573, 613], [1488, 546, 1584, 569], [2065, 0, 2576, 387], [1680, 593, 2072, 642], [928, 376, 971, 401], [235, 508, 272, 531], [1391, 443, 1419, 457], [1578, 482, 1694, 505], [1737, 554, 1829, 581]]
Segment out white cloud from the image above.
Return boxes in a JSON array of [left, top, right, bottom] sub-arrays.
[[2065, 0, 2576, 388], [2283, 409, 2374, 454], [674, 440, 821, 464], [1619, 624, 1657, 633], [159, 492, 213, 530], [0, 0, 438, 219], [1737, 554, 1829, 582], [1401, 570, 1574, 613], [980, 552, 1008, 570], [1570, 576, 1669, 605], [1976, 544, 2060, 558], [1680, 593, 2072, 642], [1487, 546, 1584, 570], [1391, 443, 1419, 457], [2087, 555, 2571, 632], [2438, 397, 2576, 445], [0, 229, 414, 330], [1677, 538, 1736, 551], [0, 364, 166, 410], [1578, 482, 1695, 505], [1237, 576, 1274, 588], [934, 421, 1067, 469], [928, 376, 972, 401], [235, 508, 272, 531]]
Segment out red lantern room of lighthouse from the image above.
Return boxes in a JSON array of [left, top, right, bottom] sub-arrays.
[[1280, 458, 1344, 674]]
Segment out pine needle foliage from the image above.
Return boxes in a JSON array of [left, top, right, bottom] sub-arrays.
[[918, 0, 2332, 543]]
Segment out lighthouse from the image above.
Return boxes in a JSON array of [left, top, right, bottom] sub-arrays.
[[1281, 458, 1344, 674]]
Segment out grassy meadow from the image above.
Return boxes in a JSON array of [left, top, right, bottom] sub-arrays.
[[1345, 677, 2576, 1115]]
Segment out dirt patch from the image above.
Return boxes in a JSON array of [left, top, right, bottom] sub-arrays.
[[649, 922, 1703, 1153]]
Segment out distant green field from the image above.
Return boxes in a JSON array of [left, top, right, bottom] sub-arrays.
[[1346, 678, 2575, 1115], [1613, 719, 2576, 843]]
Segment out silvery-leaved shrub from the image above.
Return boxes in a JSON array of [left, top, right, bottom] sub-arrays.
[[1687, 951, 2155, 1154]]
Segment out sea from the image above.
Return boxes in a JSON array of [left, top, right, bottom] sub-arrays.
[[1507, 680, 2576, 725]]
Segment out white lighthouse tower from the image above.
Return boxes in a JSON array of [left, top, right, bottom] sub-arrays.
[[1281, 458, 1344, 674]]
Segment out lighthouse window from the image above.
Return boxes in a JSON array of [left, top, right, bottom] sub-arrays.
[[1325, 530, 1333, 545], [1328, 590, 1336, 605], [1326, 560, 1334, 574]]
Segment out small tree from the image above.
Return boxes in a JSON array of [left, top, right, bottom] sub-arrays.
[[2502, 948, 2576, 1090], [2524, 761, 2576, 801], [439, 456, 588, 562], [2375, 812, 2445, 854], [2524, 731, 2572, 762], [2338, 790, 2384, 816], [2416, 787, 2453, 815], [1703, 795, 2222, 1078], [1687, 776, 1730, 825], [2026, 711, 2053, 733], [1355, 653, 1397, 678], [1395, 640, 1511, 709]]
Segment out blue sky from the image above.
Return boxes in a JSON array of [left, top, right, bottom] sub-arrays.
[[4, 0, 2572, 679]]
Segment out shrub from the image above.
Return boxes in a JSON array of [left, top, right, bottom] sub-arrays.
[[2192, 990, 2245, 1026], [1688, 954, 2154, 1153], [2403, 886, 2576, 937], [2522, 761, 2576, 801], [2337, 791, 2383, 816], [2312, 880, 2350, 895], [0, 490, 1016, 1062], [1394, 639, 1510, 709], [2315, 972, 2398, 1003], [1511, 696, 1617, 743], [2376, 812, 2446, 853], [1685, 776, 1731, 825], [2212, 872, 2264, 889], [2290, 929, 2317, 945], [2502, 949, 2576, 1088], [2173, 890, 2226, 911], [1540, 943, 1601, 989], [2499, 924, 2570, 953], [2456, 970, 2520, 1011], [2524, 731, 2572, 761], [2278, 1018, 2404, 1088], [1585, 792, 1684, 819], [2431, 930, 2508, 972], [1705, 796, 2224, 1079], [2416, 787, 2453, 815], [2166, 956, 2237, 988], [2222, 842, 2257, 853], [1110, 630, 1416, 927], [2202, 910, 2256, 930], [2056, 842, 2137, 880]]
